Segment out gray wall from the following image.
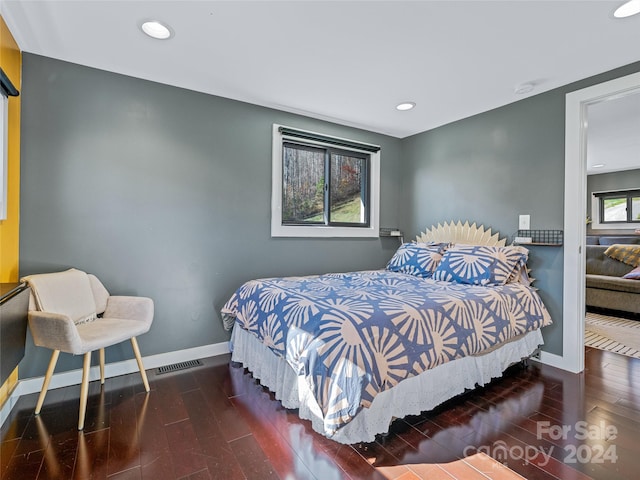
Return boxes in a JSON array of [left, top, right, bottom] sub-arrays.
[[401, 61, 640, 356], [587, 169, 640, 235], [18, 54, 403, 378], [18, 51, 640, 375]]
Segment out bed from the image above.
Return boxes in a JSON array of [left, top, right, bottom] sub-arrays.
[[221, 221, 552, 444]]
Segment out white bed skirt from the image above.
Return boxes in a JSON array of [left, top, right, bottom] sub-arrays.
[[230, 326, 544, 444]]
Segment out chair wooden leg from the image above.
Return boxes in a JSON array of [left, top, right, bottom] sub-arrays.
[[78, 352, 91, 430], [99, 348, 105, 385], [35, 350, 60, 415], [130, 337, 150, 392]]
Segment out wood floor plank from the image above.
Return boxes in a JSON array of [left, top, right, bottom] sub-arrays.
[[163, 419, 209, 478], [37, 428, 78, 479], [107, 385, 141, 477], [152, 375, 190, 427], [73, 428, 109, 480], [0, 437, 19, 477], [4, 450, 44, 480], [5, 348, 640, 479], [228, 434, 280, 480], [197, 434, 246, 480], [136, 393, 173, 475]]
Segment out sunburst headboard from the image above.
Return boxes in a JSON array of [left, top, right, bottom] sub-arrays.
[[415, 220, 507, 247], [416, 220, 535, 283]]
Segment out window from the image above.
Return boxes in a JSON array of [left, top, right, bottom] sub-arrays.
[[595, 190, 640, 224], [272, 125, 380, 237], [1, 68, 19, 221], [283, 143, 369, 226], [0, 93, 7, 220]]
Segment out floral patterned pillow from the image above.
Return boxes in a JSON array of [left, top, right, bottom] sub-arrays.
[[386, 242, 447, 278], [432, 245, 529, 286]]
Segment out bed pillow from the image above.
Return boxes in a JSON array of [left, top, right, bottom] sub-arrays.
[[432, 245, 529, 286], [623, 266, 640, 279], [386, 242, 446, 278], [507, 263, 532, 286]]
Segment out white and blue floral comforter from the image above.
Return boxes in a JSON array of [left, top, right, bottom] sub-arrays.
[[221, 270, 551, 436]]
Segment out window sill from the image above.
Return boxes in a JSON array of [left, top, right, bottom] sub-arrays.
[[591, 222, 639, 230], [271, 224, 379, 238]]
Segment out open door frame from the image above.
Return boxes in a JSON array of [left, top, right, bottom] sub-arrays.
[[549, 71, 640, 373]]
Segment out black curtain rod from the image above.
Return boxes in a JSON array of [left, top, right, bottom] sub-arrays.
[[279, 127, 380, 153], [0, 68, 19, 97], [593, 189, 640, 198]]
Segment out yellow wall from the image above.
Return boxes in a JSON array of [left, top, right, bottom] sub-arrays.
[[0, 15, 21, 282], [0, 15, 22, 407]]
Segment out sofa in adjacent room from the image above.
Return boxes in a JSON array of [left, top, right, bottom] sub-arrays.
[[585, 245, 640, 315]]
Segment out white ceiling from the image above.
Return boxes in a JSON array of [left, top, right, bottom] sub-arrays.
[[2, 0, 640, 141], [586, 90, 640, 175]]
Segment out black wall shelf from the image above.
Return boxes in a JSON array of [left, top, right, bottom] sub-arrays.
[[513, 229, 563, 246]]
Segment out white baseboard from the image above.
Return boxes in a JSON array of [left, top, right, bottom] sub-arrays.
[[0, 341, 230, 428], [534, 350, 571, 371], [0, 387, 22, 428]]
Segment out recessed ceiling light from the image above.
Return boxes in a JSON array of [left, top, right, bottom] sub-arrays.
[[614, 0, 640, 18], [141, 21, 173, 40], [514, 83, 534, 95], [592, 164, 606, 168], [396, 102, 416, 111]]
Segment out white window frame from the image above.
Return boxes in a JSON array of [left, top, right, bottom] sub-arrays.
[[0, 94, 8, 220], [271, 124, 380, 238], [590, 189, 640, 230]]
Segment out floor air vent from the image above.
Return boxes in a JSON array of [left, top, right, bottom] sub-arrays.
[[156, 359, 203, 375]]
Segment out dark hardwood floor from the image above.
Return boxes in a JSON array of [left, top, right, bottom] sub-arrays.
[[2, 346, 639, 479]]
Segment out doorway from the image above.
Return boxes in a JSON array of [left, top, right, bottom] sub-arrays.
[[584, 92, 640, 354], [560, 71, 640, 373]]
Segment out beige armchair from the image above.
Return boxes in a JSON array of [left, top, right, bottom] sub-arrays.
[[21, 268, 153, 430]]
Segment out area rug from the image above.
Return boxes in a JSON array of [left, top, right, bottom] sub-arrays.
[[585, 312, 640, 359]]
